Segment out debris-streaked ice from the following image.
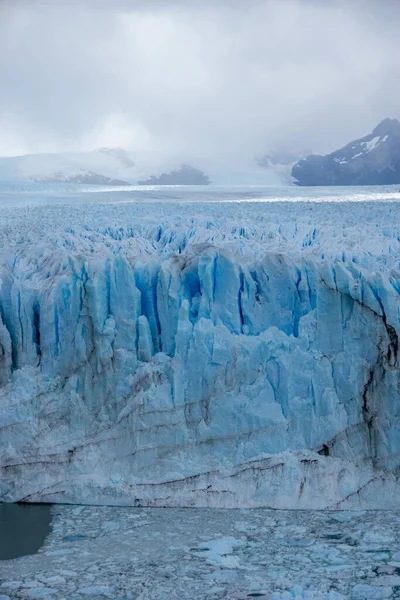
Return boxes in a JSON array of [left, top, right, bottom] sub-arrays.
[[0, 190, 399, 508]]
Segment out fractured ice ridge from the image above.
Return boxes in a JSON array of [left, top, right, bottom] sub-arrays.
[[0, 201, 400, 507]]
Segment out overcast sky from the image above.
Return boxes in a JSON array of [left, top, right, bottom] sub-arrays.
[[1, 0, 399, 160]]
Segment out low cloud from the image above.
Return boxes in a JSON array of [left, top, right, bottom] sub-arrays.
[[1, 0, 399, 159]]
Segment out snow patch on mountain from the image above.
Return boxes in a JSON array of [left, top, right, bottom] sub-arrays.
[[325, 133, 392, 166]]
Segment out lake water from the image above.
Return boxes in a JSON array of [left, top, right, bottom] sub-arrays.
[[0, 503, 52, 561]]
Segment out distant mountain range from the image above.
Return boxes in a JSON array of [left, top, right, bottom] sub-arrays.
[[0, 148, 215, 186], [0, 147, 300, 186], [1, 119, 399, 187], [292, 118, 400, 186]]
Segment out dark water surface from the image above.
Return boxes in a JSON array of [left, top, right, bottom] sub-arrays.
[[0, 503, 52, 560]]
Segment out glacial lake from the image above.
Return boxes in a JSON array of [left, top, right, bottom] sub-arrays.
[[0, 503, 52, 561]]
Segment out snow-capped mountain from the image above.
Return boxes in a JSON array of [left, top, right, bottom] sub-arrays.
[[0, 148, 219, 186], [0, 147, 136, 185], [0, 148, 215, 186], [292, 118, 400, 186], [0, 148, 137, 185]]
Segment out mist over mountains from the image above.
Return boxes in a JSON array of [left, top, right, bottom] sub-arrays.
[[1, 118, 400, 186]]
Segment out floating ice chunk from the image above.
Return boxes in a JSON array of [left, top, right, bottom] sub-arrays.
[[25, 590, 58, 599], [0, 583, 22, 590], [191, 537, 245, 568], [101, 520, 120, 532], [77, 586, 114, 597], [352, 584, 393, 599]]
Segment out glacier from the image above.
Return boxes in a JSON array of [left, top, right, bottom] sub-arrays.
[[0, 193, 400, 508]]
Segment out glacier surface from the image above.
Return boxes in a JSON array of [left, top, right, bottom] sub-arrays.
[[0, 193, 400, 508]]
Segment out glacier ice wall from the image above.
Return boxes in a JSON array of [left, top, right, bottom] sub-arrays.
[[0, 200, 400, 508]]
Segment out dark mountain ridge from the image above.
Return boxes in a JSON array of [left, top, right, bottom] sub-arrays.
[[138, 164, 210, 185], [292, 118, 400, 186]]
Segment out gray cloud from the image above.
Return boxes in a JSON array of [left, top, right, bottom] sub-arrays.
[[1, 0, 399, 159]]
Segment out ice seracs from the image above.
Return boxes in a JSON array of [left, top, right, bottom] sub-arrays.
[[0, 198, 399, 507]]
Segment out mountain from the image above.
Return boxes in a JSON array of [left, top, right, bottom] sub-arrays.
[[292, 118, 400, 186], [0, 147, 136, 185], [138, 163, 210, 185], [0, 148, 305, 187], [0, 151, 212, 186]]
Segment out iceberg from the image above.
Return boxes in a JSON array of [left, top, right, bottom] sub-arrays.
[[0, 197, 399, 507]]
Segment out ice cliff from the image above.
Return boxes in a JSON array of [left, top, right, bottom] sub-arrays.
[[0, 199, 399, 508]]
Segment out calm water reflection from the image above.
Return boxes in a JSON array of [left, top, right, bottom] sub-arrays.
[[0, 503, 52, 560]]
